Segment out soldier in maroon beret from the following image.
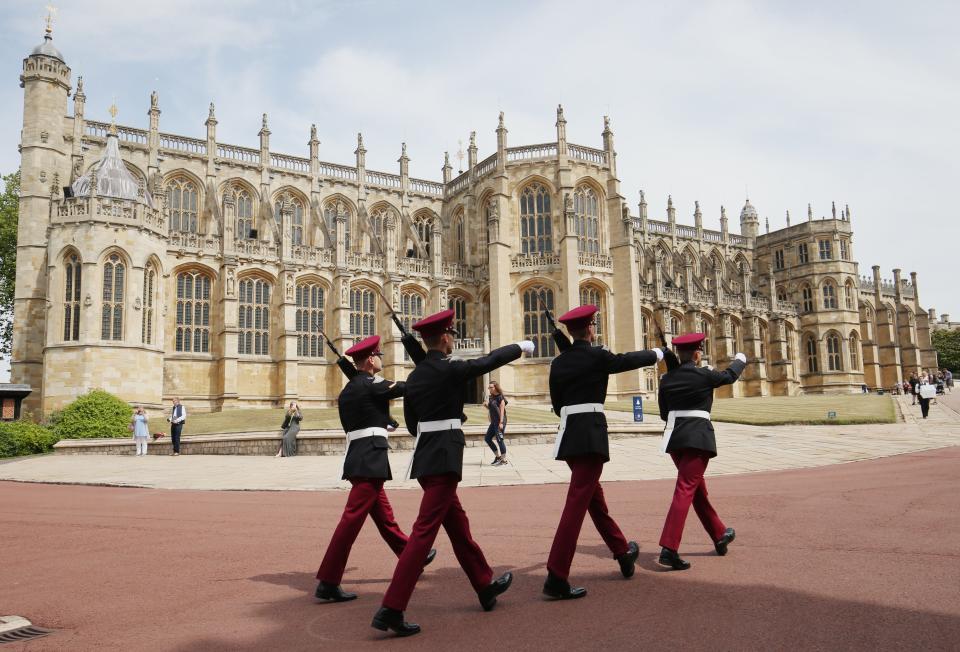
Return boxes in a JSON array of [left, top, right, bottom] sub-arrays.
[[656, 333, 745, 570], [314, 335, 436, 602], [372, 310, 534, 636], [543, 304, 667, 600]]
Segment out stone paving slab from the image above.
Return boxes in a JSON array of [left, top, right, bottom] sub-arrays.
[[1, 395, 957, 492]]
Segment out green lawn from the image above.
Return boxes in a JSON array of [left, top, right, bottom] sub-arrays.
[[606, 394, 896, 425], [178, 404, 558, 435]]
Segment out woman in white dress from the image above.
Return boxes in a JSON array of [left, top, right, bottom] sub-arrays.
[[132, 406, 150, 456]]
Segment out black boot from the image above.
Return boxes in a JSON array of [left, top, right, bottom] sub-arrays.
[[616, 541, 640, 578], [714, 528, 736, 556], [315, 582, 358, 602], [658, 547, 691, 570], [423, 548, 437, 567], [542, 571, 587, 600], [371, 607, 420, 637], [477, 571, 513, 611]]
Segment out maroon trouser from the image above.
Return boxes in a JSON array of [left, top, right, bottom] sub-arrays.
[[658, 449, 726, 551], [382, 473, 493, 612], [316, 478, 408, 585], [547, 455, 630, 581]]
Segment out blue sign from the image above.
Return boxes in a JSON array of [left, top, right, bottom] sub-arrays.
[[633, 396, 644, 422]]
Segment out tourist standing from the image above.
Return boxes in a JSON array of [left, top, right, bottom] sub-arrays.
[[542, 304, 664, 601], [917, 379, 934, 419], [131, 406, 150, 456], [485, 381, 508, 466], [167, 398, 187, 456], [908, 373, 919, 405], [372, 309, 531, 637], [315, 335, 435, 602], [656, 333, 746, 571], [276, 402, 302, 457], [945, 369, 953, 393]]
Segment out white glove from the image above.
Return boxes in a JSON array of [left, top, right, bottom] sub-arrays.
[[516, 340, 535, 355], [734, 352, 747, 363], [654, 348, 664, 362]]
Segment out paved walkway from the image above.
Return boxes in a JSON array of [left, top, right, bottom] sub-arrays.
[[1, 395, 957, 491]]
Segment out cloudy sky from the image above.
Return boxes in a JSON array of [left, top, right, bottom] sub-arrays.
[[1, 0, 957, 377]]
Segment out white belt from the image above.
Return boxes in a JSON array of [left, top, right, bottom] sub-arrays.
[[340, 427, 388, 477], [553, 403, 604, 458], [661, 410, 711, 453], [404, 419, 462, 480]]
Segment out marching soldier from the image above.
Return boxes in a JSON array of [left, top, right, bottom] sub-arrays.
[[656, 332, 744, 570], [372, 309, 534, 637], [314, 335, 436, 602], [543, 305, 666, 600]]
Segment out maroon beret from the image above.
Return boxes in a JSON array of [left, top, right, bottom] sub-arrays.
[[412, 309, 458, 337], [672, 332, 706, 350], [558, 305, 599, 331], [345, 335, 382, 359]]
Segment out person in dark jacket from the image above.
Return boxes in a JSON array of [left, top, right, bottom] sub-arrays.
[[315, 335, 436, 602], [372, 309, 532, 637], [656, 332, 746, 571], [542, 304, 665, 600]]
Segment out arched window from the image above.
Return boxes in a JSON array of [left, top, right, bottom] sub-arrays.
[[574, 185, 600, 254], [785, 326, 795, 360], [454, 211, 465, 262], [805, 335, 819, 373], [641, 314, 650, 349], [522, 285, 556, 357], [822, 281, 838, 309], [758, 321, 768, 358], [239, 278, 271, 355], [731, 319, 742, 352], [401, 290, 425, 360], [296, 282, 325, 357], [801, 284, 814, 313], [175, 270, 211, 353], [481, 199, 494, 252], [369, 207, 390, 253], [580, 285, 606, 345], [826, 332, 842, 371], [519, 183, 553, 255], [776, 288, 787, 303], [141, 263, 157, 345], [324, 200, 351, 250], [449, 295, 468, 339], [275, 193, 305, 246], [849, 331, 860, 370], [63, 253, 81, 341], [845, 280, 855, 310], [167, 176, 199, 233], [702, 319, 712, 357], [414, 214, 433, 258], [670, 316, 681, 336], [227, 185, 254, 240], [101, 253, 125, 340], [349, 287, 376, 337]]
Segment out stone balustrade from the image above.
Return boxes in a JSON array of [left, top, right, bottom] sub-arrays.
[[397, 257, 431, 276], [577, 252, 613, 270], [55, 196, 166, 236], [511, 253, 561, 271]]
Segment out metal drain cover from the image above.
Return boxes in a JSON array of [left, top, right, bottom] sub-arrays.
[[0, 616, 54, 645]]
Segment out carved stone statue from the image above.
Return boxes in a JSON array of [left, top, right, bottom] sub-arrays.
[[226, 268, 236, 297], [286, 275, 294, 301]]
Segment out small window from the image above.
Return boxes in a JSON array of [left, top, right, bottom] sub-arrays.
[[826, 333, 842, 371], [819, 239, 833, 260], [774, 249, 784, 270], [805, 336, 819, 373], [798, 243, 809, 264], [823, 282, 838, 309], [801, 286, 813, 313]]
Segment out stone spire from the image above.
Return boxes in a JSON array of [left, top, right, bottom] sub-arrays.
[[765, 216, 770, 233], [694, 200, 702, 229], [845, 203, 851, 222], [832, 201, 837, 219], [467, 131, 477, 170], [496, 111, 508, 152], [638, 190, 648, 224], [354, 132, 366, 168], [720, 205, 729, 235], [73, 75, 85, 116], [808, 203, 813, 221], [786, 209, 791, 227], [259, 113, 270, 137], [667, 195, 676, 224], [442, 151, 452, 184], [398, 142, 409, 178], [556, 104, 567, 154]]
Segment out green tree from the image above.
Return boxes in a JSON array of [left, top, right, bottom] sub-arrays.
[[932, 329, 960, 373], [0, 170, 20, 357]]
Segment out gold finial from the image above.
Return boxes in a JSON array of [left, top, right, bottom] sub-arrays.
[[108, 100, 118, 135], [44, 4, 57, 36]]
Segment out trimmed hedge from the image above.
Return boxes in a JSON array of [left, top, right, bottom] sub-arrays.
[[51, 389, 133, 440], [0, 421, 59, 457]]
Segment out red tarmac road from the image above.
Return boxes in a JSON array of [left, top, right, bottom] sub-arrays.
[[1, 447, 959, 651]]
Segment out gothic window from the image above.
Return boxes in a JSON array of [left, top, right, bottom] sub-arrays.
[[785, 326, 795, 360], [702, 319, 712, 357], [449, 295, 468, 339], [826, 332, 842, 371], [167, 176, 199, 233], [774, 249, 784, 270], [522, 285, 556, 357], [849, 331, 860, 370], [845, 280, 855, 310], [349, 287, 376, 337], [818, 239, 833, 260], [580, 285, 606, 345], [324, 200, 352, 250], [175, 271, 211, 353], [641, 314, 650, 350], [822, 281, 838, 309], [801, 284, 814, 313], [731, 319, 742, 352], [805, 335, 819, 373], [63, 253, 81, 341], [758, 322, 767, 358], [296, 282, 325, 357], [275, 194, 305, 246], [798, 242, 809, 264], [481, 199, 493, 252], [574, 185, 600, 254], [413, 214, 433, 258], [670, 316, 681, 335], [401, 291, 425, 359], [226, 185, 255, 240], [454, 212, 465, 262], [519, 183, 553, 255], [776, 288, 787, 303], [101, 253, 125, 340], [840, 239, 849, 260], [369, 207, 389, 253], [141, 263, 156, 345], [239, 278, 271, 355]]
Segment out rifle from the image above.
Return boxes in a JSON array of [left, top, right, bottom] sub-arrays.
[[537, 293, 572, 352], [312, 316, 358, 380], [653, 312, 680, 371], [371, 286, 426, 364]]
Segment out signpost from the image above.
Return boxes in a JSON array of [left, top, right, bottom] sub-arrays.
[[827, 411, 838, 420], [633, 396, 644, 423]]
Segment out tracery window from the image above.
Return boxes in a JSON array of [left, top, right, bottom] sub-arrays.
[[454, 212, 465, 262], [519, 183, 553, 255], [522, 285, 556, 357], [349, 287, 376, 337], [805, 335, 819, 373], [849, 331, 860, 370], [401, 291, 425, 360], [175, 270, 211, 353], [670, 316, 681, 336], [167, 176, 199, 233], [414, 214, 433, 258], [819, 239, 833, 260], [481, 199, 494, 252], [275, 194, 305, 246], [845, 280, 855, 310], [449, 295, 468, 339], [580, 285, 605, 345], [324, 200, 351, 250], [826, 332, 842, 371], [776, 288, 788, 303], [227, 185, 255, 240], [296, 282, 325, 357], [758, 322, 767, 358], [641, 314, 650, 350], [142, 263, 156, 345], [774, 249, 784, 270], [702, 319, 712, 357], [798, 242, 809, 264], [101, 253, 125, 340], [731, 319, 742, 352], [369, 207, 389, 253], [239, 278, 271, 356], [840, 239, 849, 260], [574, 185, 600, 254], [63, 253, 82, 341], [801, 285, 814, 313], [822, 281, 838, 309]]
